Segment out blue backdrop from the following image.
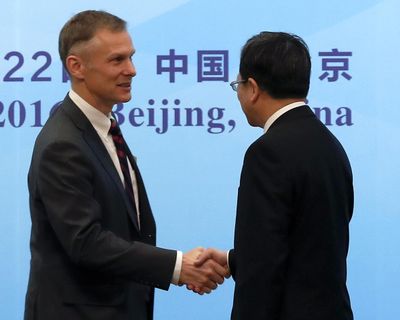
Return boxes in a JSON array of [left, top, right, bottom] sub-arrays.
[[1, 0, 399, 319]]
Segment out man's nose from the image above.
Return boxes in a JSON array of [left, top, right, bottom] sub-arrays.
[[125, 60, 136, 77]]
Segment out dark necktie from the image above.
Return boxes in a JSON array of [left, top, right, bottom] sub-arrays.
[[109, 118, 139, 227]]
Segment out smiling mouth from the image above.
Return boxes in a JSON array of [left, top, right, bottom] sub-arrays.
[[118, 83, 131, 90]]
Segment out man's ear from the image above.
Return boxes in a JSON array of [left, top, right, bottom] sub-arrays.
[[66, 55, 85, 80], [247, 78, 260, 103]]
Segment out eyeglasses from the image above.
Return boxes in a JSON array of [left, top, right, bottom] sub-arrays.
[[229, 79, 247, 92]]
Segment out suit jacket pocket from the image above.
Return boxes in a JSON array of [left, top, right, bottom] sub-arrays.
[[62, 284, 126, 306]]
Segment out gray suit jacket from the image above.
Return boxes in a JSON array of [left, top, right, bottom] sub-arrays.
[[24, 95, 176, 320]]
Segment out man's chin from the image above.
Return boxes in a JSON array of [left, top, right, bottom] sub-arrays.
[[119, 94, 132, 103]]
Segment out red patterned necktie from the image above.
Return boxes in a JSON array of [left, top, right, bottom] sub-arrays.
[[109, 119, 139, 226]]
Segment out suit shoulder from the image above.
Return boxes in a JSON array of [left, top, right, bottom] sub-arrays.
[[32, 108, 85, 161], [245, 128, 293, 160], [245, 115, 351, 172]]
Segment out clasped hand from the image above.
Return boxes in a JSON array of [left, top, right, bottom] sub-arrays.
[[179, 247, 230, 295]]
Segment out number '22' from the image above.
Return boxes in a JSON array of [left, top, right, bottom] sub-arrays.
[[3, 51, 52, 82]]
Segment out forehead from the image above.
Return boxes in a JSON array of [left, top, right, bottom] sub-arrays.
[[89, 28, 135, 54]]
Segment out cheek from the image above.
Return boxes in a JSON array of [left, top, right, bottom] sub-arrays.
[[237, 92, 248, 109], [237, 91, 243, 104]]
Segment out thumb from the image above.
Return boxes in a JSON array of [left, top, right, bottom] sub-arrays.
[[194, 250, 212, 267]]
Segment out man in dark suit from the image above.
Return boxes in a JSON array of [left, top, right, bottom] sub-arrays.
[[196, 32, 354, 319], [24, 10, 227, 320]]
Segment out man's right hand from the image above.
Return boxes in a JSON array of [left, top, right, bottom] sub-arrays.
[[178, 247, 229, 294]]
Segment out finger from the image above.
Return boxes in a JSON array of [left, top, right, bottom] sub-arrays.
[[200, 285, 213, 294], [186, 284, 194, 291], [188, 285, 203, 294], [209, 272, 224, 285], [194, 251, 212, 267], [205, 276, 219, 290], [195, 246, 205, 254], [195, 287, 204, 294], [186, 284, 204, 294], [204, 266, 224, 285], [195, 275, 218, 292], [224, 267, 231, 279], [207, 261, 227, 284]]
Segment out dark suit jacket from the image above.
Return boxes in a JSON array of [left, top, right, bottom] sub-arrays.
[[24, 95, 177, 320], [229, 106, 354, 320]]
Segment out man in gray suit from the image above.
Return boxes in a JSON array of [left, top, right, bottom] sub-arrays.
[[24, 10, 227, 320]]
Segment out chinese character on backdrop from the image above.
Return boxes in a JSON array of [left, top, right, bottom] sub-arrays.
[[197, 50, 229, 82], [156, 49, 188, 83], [319, 49, 352, 82]]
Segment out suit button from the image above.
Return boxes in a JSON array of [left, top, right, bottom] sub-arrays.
[[148, 234, 153, 238]]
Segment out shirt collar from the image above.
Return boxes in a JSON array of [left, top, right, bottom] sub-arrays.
[[69, 89, 112, 138], [263, 101, 306, 133]]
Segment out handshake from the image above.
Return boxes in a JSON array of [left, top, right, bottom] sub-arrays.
[[178, 247, 229, 295]]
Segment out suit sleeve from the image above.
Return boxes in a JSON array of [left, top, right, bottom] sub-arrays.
[[228, 249, 236, 280], [37, 140, 176, 290], [232, 140, 293, 319]]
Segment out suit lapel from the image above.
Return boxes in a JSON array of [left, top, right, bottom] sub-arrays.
[[61, 95, 140, 232]]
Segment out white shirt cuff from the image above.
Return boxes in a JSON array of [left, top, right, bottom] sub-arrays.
[[226, 250, 231, 272], [171, 250, 183, 285]]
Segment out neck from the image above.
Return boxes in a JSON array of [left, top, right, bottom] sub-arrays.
[[71, 82, 113, 115]]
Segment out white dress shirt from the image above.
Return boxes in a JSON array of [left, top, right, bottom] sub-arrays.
[[69, 90, 182, 284]]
